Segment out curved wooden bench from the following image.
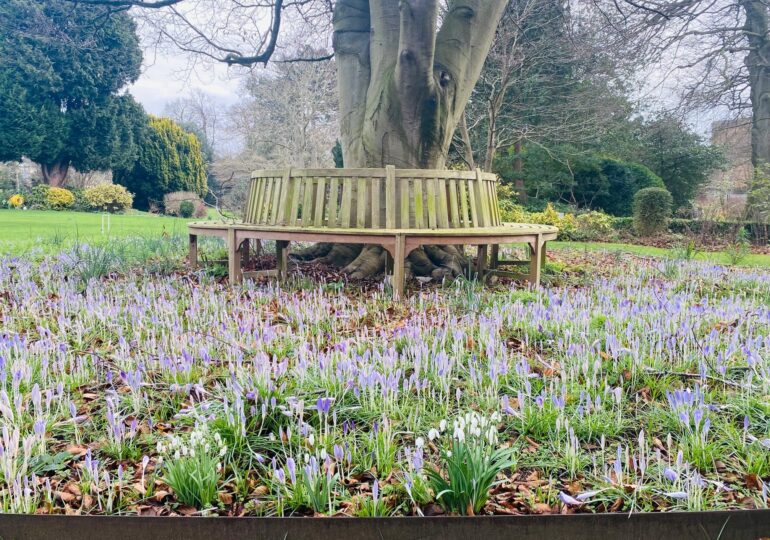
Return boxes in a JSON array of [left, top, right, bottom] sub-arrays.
[[188, 166, 558, 296]]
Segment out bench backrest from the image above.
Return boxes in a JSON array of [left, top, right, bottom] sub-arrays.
[[242, 166, 501, 230]]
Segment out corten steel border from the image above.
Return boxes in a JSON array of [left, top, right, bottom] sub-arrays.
[[1, 511, 769, 540]]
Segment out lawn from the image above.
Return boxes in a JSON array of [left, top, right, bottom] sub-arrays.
[[1, 244, 769, 517], [0, 209, 207, 254], [551, 240, 770, 268]]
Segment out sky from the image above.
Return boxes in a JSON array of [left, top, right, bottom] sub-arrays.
[[129, 47, 242, 116]]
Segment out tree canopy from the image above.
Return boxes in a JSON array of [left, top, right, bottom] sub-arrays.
[[0, 0, 144, 186], [114, 116, 208, 210]]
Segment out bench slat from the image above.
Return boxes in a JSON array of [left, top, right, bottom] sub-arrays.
[[289, 175, 302, 226], [489, 179, 501, 225], [413, 178, 424, 229], [340, 177, 353, 227], [474, 169, 490, 227], [371, 177, 381, 228], [314, 177, 327, 227], [357, 177, 367, 228], [436, 177, 449, 229], [302, 177, 315, 226], [276, 169, 292, 224], [467, 179, 479, 227], [426, 177, 437, 229], [328, 178, 340, 227], [458, 179, 470, 228], [400, 178, 410, 228], [246, 178, 258, 223], [385, 165, 396, 229], [263, 177, 273, 224], [270, 176, 283, 225], [448, 178, 460, 228]]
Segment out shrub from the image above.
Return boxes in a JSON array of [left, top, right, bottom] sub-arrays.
[[574, 211, 615, 241], [179, 200, 195, 218], [163, 191, 207, 217], [529, 203, 577, 238], [70, 188, 90, 212], [84, 183, 134, 213], [25, 184, 50, 209], [45, 187, 75, 210], [7, 194, 24, 208], [633, 187, 673, 236]]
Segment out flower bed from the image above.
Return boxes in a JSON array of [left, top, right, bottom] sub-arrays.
[[0, 250, 769, 516]]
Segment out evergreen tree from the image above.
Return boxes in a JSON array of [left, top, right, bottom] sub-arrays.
[[114, 116, 208, 210], [0, 0, 143, 186]]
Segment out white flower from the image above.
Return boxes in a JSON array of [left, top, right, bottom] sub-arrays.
[[415, 437, 425, 448], [308, 433, 315, 447], [439, 419, 447, 432], [428, 428, 440, 441], [453, 427, 465, 442]]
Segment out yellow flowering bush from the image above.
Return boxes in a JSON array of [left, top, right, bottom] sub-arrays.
[[8, 194, 24, 208], [529, 203, 577, 236], [45, 187, 75, 210], [84, 183, 134, 213]]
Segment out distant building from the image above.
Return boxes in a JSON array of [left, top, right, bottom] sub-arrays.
[[696, 118, 751, 218]]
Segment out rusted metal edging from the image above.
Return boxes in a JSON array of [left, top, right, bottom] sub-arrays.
[[0, 510, 769, 540]]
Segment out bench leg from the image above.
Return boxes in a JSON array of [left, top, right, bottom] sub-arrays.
[[528, 239, 542, 287], [276, 241, 289, 281], [540, 241, 547, 269], [240, 239, 251, 269], [189, 234, 198, 269], [490, 244, 500, 270], [228, 229, 242, 285], [393, 235, 406, 299], [476, 245, 489, 279]]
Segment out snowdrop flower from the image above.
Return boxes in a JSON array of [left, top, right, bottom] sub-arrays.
[[439, 419, 447, 432], [415, 437, 425, 448], [428, 428, 440, 441]]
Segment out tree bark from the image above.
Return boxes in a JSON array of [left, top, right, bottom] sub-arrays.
[[302, 0, 507, 279], [41, 161, 70, 187], [743, 0, 770, 168]]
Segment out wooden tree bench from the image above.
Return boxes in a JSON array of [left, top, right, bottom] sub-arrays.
[[188, 166, 558, 297]]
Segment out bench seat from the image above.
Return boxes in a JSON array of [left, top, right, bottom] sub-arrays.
[[188, 221, 558, 297]]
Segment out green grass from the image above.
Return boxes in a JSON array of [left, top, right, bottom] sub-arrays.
[[550, 240, 770, 268], [0, 209, 207, 254]]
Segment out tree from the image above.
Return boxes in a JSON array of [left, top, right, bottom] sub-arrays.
[[631, 116, 724, 210], [71, 0, 510, 278], [114, 116, 208, 209], [0, 0, 143, 186], [228, 51, 339, 168], [458, 0, 641, 205], [611, 0, 770, 171]]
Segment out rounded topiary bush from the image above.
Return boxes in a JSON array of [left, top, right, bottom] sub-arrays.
[[178, 200, 195, 218], [633, 187, 673, 236], [45, 187, 75, 210], [84, 183, 134, 213]]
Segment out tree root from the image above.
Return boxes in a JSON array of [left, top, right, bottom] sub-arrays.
[[293, 242, 469, 281]]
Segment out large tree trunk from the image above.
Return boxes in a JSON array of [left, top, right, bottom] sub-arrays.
[[41, 161, 70, 187], [305, 0, 506, 279], [743, 0, 770, 220], [744, 0, 770, 167]]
